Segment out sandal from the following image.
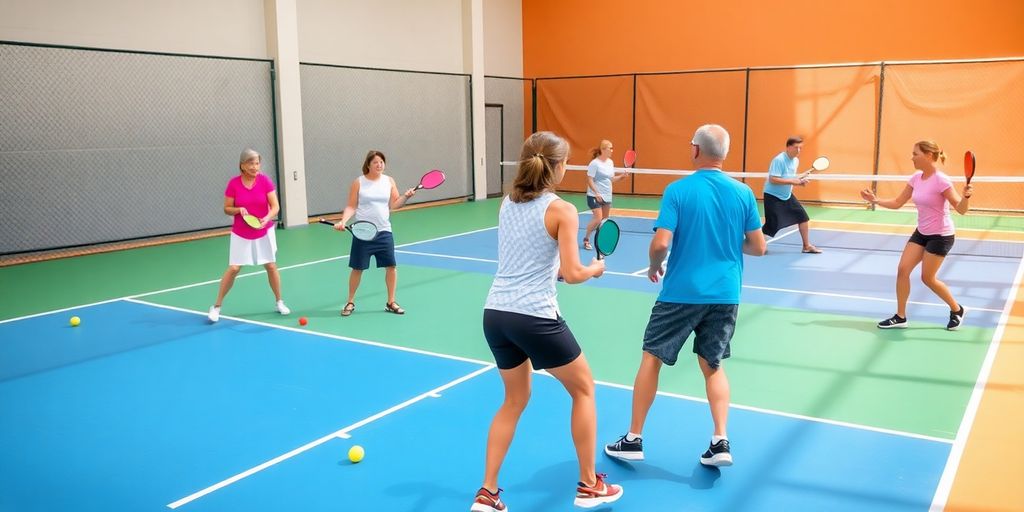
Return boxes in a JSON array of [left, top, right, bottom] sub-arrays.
[[582, 238, 593, 250], [385, 302, 405, 315], [341, 302, 355, 316]]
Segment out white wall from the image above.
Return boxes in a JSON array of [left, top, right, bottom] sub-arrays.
[[483, 0, 522, 77], [0, 0, 268, 58], [0, 0, 523, 75], [297, 0, 521, 76], [297, 0, 466, 72]]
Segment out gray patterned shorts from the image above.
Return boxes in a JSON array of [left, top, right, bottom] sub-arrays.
[[642, 302, 739, 369]]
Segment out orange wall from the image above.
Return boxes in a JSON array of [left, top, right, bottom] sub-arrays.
[[523, 0, 1024, 77]]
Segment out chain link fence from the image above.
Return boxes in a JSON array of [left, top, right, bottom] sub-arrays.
[[0, 42, 277, 256]]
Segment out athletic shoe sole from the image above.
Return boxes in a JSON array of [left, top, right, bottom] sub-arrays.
[[878, 322, 908, 329], [700, 452, 733, 467], [573, 487, 623, 508], [604, 446, 644, 461]]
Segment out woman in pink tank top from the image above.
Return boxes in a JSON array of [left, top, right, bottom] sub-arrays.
[[860, 141, 974, 331]]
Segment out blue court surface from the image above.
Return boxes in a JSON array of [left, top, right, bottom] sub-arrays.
[[3, 298, 949, 511], [398, 220, 1020, 329], [2, 216, 1019, 511]]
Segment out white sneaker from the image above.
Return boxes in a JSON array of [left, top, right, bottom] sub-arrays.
[[276, 300, 290, 315], [207, 306, 221, 323]]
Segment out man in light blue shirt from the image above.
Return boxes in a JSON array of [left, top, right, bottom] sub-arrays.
[[763, 136, 821, 253], [605, 124, 766, 468]]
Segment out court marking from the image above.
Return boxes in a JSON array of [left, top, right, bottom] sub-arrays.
[[121, 298, 953, 445], [0, 225, 501, 326], [629, 226, 798, 275], [166, 360, 495, 509], [7, 217, 1013, 508], [393, 249, 1003, 313], [4, 294, 965, 509], [929, 253, 1024, 511]]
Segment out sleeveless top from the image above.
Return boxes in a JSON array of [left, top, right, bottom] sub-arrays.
[[484, 192, 561, 319], [355, 175, 393, 232]]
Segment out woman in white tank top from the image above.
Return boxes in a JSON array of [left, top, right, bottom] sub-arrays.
[[471, 132, 623, 512], [331, 150, 416, 316]]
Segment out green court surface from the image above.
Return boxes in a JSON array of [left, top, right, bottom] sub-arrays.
[[3, 196, 1008, 442]]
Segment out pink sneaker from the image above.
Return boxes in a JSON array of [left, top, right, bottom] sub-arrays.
[[574, 473, 623, 508], [470, 487, 507, 512]]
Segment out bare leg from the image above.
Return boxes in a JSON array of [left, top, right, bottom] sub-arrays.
[[385, 266, 397, 304], [264, 262, 282, 301], [698, 356, 730, 437], [481, 360, 532, 492], [895, 243, 925, 317], [921, 252, 959, 310], [546, 354, 599, 487], [628, 351, 663, 435], [798, 221, 818, 252], [213, 265, 242, 307], [347, 269, 363, 304], [584, 207, 603, 244]]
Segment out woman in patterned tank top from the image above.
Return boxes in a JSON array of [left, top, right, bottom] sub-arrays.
[[471, 132, 623, 512]]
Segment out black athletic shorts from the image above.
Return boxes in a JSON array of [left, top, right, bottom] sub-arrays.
[[482, 309, 582, 370], [908, 229, 955, 256]]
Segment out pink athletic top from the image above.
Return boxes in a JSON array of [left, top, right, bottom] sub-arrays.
[[225, 173, 276, 239], [908, 170, 954, 236]]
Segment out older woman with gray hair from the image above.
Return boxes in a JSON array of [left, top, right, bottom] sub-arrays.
[[207, 148, 290, 323]]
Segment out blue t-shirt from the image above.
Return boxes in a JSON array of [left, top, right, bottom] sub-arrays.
[[763, 152, 798, 200], [654, 169, 762, 304]]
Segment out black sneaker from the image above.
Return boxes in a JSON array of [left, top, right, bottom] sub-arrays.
[[947, 305, 966, 331], [604, 434, 644, 461], [877, 314, 908, 329], [699, 439, 733, 467]]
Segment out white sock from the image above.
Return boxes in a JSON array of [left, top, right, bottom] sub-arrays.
[[712, 435, 727, 444], [625, 432, 642, 442]]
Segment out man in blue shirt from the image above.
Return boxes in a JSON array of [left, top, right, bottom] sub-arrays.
[[605, 124, 766, 468], [763, 136, 821, 253]]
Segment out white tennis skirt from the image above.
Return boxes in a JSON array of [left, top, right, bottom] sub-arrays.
[[228, 228, 277, 266]]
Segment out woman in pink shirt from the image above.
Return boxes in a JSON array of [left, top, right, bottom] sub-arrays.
[[207, 148, 290, 323], [860, 141, 973, 330]]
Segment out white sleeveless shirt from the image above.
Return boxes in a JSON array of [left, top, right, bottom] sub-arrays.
[[355, 175, 393, 233], [484, 192, 561, 319]]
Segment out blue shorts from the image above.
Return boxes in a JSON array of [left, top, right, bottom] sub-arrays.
[[586, 195, 610, 209], [349, 231, 396, 270], [641, 302, 739, 369]]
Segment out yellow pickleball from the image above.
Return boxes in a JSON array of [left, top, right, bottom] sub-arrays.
[[348, 445, 364, 463], [70, 316, 81, 327]]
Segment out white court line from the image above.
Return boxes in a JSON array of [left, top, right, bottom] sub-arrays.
[[0, 225, 501, 326], [126, 299, 492, 366], [167, 364, 495, 509], [628, 227, 799, 275], [130, 299, 958, 446], [396, 250, 642, 279], [929, 253, 1024, 511], [130, 298, 951, 447], [136, 225, 501, 299], [55, 297, 951, 509], [593, 378, 952, 445], [397, 248, 1000, 312], [742, 285, 1004, 313], [0, 297, 123, 325], [2, 217, 991, 507]]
